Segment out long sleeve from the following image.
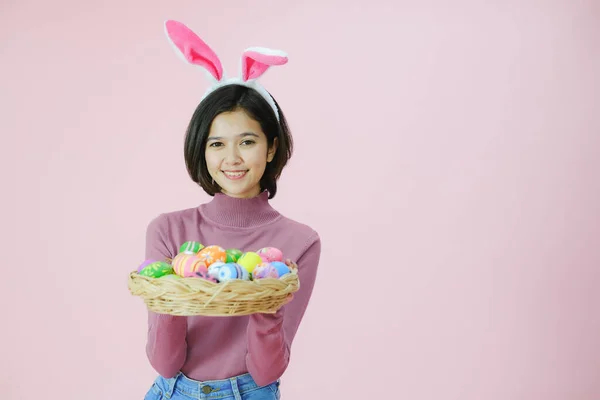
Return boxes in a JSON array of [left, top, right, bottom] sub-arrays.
[[144, 214, 188, 378], [245, 233, 322, 386]]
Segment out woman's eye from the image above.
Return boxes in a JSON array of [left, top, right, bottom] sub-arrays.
[[241, 140, 255, 146], [209, 142, 223, 147]]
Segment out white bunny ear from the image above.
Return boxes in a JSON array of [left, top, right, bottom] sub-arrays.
[[164, 20, 224, 82], [241, 47, 288, 81]]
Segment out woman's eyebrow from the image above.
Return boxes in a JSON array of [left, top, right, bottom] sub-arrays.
[[207, 132, 260, 141]]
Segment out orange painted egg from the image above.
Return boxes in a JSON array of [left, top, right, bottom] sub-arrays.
[[197, 245, 227, 266]]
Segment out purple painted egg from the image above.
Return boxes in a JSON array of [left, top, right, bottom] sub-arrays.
[[252, 263, 279, 279]]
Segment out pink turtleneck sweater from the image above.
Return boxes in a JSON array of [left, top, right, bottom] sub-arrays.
[[143, 191, 321, 386]]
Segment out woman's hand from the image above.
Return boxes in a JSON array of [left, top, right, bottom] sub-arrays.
[[284, 258, 297, 270], [282, 259, 297, 305]]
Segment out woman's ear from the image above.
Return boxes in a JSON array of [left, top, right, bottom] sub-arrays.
[[267, 137, 278, 162]]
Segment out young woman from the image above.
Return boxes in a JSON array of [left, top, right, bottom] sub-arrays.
[[143, 21, 321, 400]]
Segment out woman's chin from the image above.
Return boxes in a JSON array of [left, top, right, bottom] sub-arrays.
[[219, 184, 261, 199]]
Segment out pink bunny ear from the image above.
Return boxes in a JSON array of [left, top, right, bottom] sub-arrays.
[[164, 20, 223, 81], [241, 47, 288, 81]]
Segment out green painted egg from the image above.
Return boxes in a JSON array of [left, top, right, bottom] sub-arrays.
[[139, 261, 174, 278], [226, 248, 243, 263], [179, 241, 204, 254]]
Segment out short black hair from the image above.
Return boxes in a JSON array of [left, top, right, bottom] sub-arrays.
[[183, 84, 293, 199]]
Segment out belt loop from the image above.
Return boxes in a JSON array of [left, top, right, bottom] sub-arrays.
[[163, 373, 179, 398], [230, 376, 242, 400]]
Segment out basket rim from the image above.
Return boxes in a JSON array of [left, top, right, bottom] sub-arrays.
[[131, 263, 298, 281], [127, 265, 299, 316]]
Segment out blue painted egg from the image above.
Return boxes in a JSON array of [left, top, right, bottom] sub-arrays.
[[218, 263, 249, 281], [207, 261, 226, 280], [270, 261, 291, 277]]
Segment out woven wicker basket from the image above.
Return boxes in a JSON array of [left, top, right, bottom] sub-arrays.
[[127, 266, 299, 316]]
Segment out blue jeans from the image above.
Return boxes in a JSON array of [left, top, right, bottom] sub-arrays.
[[144, 372, 281, 400]]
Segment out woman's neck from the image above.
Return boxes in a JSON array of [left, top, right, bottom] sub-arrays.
[[199, 191, 281, 228]]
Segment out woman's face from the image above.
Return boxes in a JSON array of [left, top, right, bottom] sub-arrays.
[[205, 109, 277, 198]]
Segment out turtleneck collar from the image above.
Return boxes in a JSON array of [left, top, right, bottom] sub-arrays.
[[198, 191, 281, 229]]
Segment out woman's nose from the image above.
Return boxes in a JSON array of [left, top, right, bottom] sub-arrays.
[[224, 146, 242, 164]]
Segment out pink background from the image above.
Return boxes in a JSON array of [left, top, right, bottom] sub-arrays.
[[2, 1, 599, 399]]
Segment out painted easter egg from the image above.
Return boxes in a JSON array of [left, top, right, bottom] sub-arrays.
[[197, 245, 227, 266], [252, 263, 279, 279], [194, 265, 218, 283], [256, 247, 284, 263], [218, 263, 250, 282], [137, 259, 156, 273], [237, 252, 263, 274], [172, 253, 207, 277], [179, 241, 204, 254], [270, 261, 291, 277], [225, 248, 243, 263], [139, 261, 174, 278], [207, 261, 225, 281]]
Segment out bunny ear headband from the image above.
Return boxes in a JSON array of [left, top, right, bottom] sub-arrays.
[[164, 19, 288, 120]]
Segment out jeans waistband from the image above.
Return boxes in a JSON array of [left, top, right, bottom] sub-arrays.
[[159, 371, 278, 399]]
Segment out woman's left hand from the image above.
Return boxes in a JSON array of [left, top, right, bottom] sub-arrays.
[[284, 259, 297, 270], [279, 259, 297, 305]]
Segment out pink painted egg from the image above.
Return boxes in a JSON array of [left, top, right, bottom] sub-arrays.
[[256, 247, 283, 263], [172, 253, 207, 277]]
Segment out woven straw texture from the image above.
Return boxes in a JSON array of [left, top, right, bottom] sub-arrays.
[[128, 267, 299, 316]]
